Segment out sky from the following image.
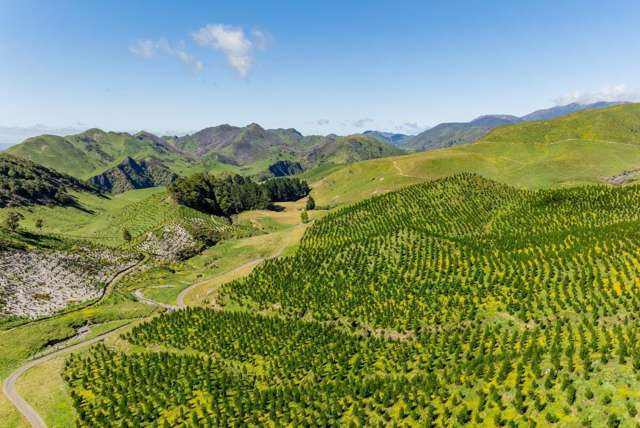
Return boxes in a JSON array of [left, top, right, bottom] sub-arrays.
[[1, 0, 640, 140]]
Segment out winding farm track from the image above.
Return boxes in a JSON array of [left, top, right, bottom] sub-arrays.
[[2, 323, 134, 428]]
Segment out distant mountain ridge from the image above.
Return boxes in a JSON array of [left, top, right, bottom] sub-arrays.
[[362, 130, 412, 145], [402, 101, 625, 151], [7, 124, 402, 187]]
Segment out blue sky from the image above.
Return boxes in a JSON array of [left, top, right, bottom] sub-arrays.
[[1, 0, 639, 137]]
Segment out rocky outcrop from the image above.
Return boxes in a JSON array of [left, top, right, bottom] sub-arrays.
[[0, 248, 138, 318], [137, 223, 199, 261]]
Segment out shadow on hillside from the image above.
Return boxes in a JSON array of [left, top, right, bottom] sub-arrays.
[[62, 195, 96, 214]]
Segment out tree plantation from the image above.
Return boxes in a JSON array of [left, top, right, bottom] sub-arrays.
[[62, 174, 640, 426]]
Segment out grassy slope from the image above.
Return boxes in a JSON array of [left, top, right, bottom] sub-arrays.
[[0, 187, 229, 248], [5, 131, 189, 180], [483, 103, 640, 144], [312, 104, 640, 207]]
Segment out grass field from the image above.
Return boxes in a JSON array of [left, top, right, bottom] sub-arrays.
[[311, 139, 640, 207]]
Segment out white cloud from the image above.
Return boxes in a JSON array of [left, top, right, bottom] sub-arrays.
[[192, 24, 271, 77], [315, 119, 330, 126], [555, 84, 640, 105], [130, 38, 203, 72]]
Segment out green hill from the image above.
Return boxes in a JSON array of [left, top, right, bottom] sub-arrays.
[[6, 129, 188, 180], [311, 104, 640, 207], [306, 134, 404, 165], [0, 153, 97, 208], [481, 103, 640, 144], [0, 187, 235, 248]]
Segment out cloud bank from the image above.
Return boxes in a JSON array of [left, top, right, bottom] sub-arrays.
[[555, 84, 640, 105]]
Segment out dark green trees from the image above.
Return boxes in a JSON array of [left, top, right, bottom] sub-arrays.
[[306, 196, 316, 210], [262, 177, 310, 202], [169, 173, 270, 217], [169, 173, 310, 217]]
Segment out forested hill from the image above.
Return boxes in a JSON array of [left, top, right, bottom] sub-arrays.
[[0, 153, 97, 208], [481, 103, 640, 144]]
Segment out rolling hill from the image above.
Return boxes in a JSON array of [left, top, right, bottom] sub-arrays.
[[306, 134, 404, 165], [482, 102, 640, 144], [63, 174, 640, 427], [401, 115, 521, 151], [401, 101, 625, 152], [311, 103, 640, 207]]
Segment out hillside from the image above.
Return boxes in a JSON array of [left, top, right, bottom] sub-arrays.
[[172, 123, 304, 165], [0, 153, 97, 208], [402, 101, 627, 152], [521, 101, 624, 121], [482, 102, 640, 144], [312, 103, 640, 207], [63, 175, 640, 427], [306, 134, 404, 165], [88, 157, 178, 194], [401, 115, 521, 151], [6, 129, 188, 180]]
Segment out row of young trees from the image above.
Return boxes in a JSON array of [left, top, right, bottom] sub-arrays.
[[63, 174, 640, 426], [168, 173, 310, 217]]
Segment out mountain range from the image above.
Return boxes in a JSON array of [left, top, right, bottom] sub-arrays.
[[401, 101, 625, 151], [6, 124, 402, 186], [3, 100, 630, 195]]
